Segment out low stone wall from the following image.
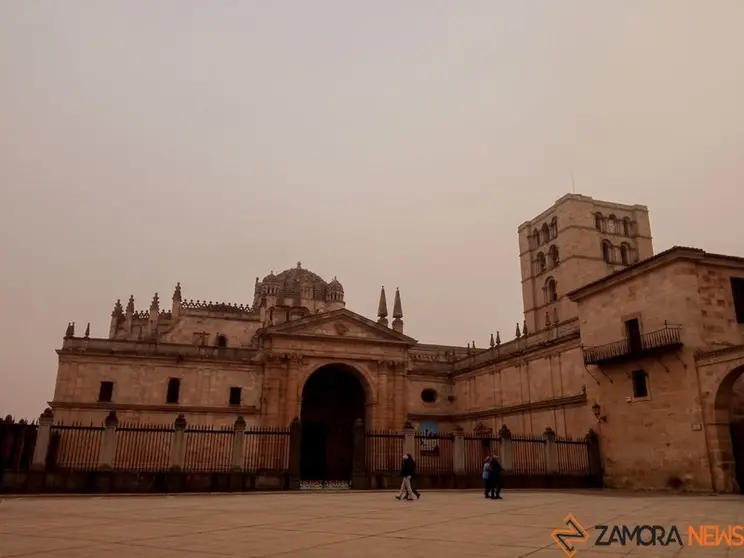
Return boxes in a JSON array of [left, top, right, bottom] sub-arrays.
[[0, 470, 290, 495]]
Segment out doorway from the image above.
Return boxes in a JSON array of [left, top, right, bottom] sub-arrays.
[[625, 319, 642, 353], [300, 364, 367, 482], [730, 420, 744, 494]]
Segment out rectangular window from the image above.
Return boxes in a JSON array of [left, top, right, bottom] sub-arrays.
[[166, 378, 180, 404], [98, 381, 114, 402], [632, 370, 649, 399], [731, 277, 744, 324], [229, 387, 242, 406]]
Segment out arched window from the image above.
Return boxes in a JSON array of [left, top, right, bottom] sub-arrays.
[[607, 214, 617, 234], [545, 277, 558, 304], [537, 252, 546, 273], [602, 241, 612, 263], [541, 223, 550, 245], [594, 213, 603, 230], [532, 229, 540, 249], [548, 245, 559, 267], [623, 218, 631, 236], [620, 244, 630, 265], [550, 217, 558, 239], [216, 334, 228, 348]]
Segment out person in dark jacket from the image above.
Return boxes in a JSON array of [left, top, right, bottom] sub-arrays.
[[488, 456, 503, 499], [395, 454, 420, 500], [405, 453, 421, 500]]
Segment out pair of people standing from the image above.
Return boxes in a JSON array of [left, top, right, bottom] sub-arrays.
[[482, 455, 503, 499], [396, 453, 421, 500]]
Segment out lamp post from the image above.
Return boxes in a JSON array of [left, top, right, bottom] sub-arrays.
[[592, 402, 607, 423]]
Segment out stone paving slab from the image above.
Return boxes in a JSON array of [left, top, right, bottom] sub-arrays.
[[0, 490, 741, 557]]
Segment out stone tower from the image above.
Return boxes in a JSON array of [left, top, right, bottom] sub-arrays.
[[518, 194, 653, 333]]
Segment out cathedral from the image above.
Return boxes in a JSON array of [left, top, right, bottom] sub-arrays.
[[51, 193, 744, 493]]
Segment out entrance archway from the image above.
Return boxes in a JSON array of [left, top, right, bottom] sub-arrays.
[[712, 365, 744, 494], [300, 363, 367, 481]]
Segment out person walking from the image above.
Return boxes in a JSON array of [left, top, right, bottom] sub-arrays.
[[488, 455, 503, 499], [395, 454, 419, 500], [482, 456, 492, 498], [406, 453, 421, 500]]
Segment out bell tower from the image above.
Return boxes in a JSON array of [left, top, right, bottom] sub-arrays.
[[518, 194, 653, 333]]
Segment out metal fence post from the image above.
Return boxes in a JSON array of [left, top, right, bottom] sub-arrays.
[[169, 414, 187, 471], [351, 418, 367, 490], [97, 411, 118, 469], [231, 416, 246, 472], [31, 408, 54, 471], [453, 427, 465, 475], [288, 417, 301, 490], [543, 427, 557, 475], [403, 421, 415, 455], [498, 424, 513, 472]]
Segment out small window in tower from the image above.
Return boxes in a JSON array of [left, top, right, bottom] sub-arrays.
[[620, 244, 630, 265], [98, 381, 114, 403], [546, 278, 558, 303], [537, 252, 546, 273], [229, 387, 242, 406], [731, 277, 744, 324], [541, 223, 549, 245], [623, 218, 631, 236], [632, 370, 649, 399], [602, 241, 612, 263], [421, 389, 438, 403], [549, 245, 559, 267], [594, 213, 603, 230], [166, 378, 180, 404], [216, 335, 228, 348]]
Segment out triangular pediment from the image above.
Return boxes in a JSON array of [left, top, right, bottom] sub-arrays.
[[264, 308, 417, 345]]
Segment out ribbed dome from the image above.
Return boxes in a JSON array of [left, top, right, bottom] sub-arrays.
[[262, 271, 278, 283], [327, 277, 343, 291], [260, 262, 334, 301]]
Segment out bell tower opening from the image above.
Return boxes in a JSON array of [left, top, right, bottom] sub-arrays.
[[300, 364, 367, 482]]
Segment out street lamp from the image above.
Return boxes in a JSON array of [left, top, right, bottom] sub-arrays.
[[592, 402, 607, 423]]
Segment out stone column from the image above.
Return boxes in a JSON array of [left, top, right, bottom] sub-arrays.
[[393, 361, 407, 429], [97, 410, 119, 469], [453, 427, 465, 475], [543, 427, 557, 475], [288, 417, 301, 490], [231, 416, 246, 472], [403, 421, 415, 456], [498, 424, 513, 472], [283, 356, 301, 425], [376, 361, 389, 430], [31, 408, 54, 471], [351, 418, 367, 490], [169, 414, 187, 471]]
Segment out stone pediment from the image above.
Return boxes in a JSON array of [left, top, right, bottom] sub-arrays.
[[264, 309, 417, 345]]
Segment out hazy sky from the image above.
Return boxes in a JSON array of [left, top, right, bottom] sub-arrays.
[[1, 1, 743, 419]]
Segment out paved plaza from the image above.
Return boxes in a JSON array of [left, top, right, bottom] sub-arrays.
[[0, 490, 742, 557]]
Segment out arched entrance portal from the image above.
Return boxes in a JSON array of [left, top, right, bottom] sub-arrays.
[[300, 364, 367, 482], [712, 365, 744, 493]]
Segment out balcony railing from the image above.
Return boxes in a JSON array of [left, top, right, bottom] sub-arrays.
[[582, 324, 682, 366]]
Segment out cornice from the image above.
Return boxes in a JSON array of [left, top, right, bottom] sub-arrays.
[[48, 401, 260, 416], [408, 392, 587, 422]]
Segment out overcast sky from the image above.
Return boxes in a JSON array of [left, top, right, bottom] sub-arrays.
[[1, 1, 743, 419]]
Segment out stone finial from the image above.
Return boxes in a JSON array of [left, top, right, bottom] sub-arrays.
[[490, 333, 495, 348], [111, 299, 124, 318], [64, 322, 76, 338], [297, 261, 302, 268], [515, 323, 521, 338], [234, 416, 246, 430], [523, 320, 529, 336], [545, 311, 551, 328], [498, 424, 511, 437], [126, 295, 135, 314], [104, 410, 118, 428], [496, 331, 501, 345], [84, 323, 90, 338], [472, 340, 476, 350], [172, 282, 182, 302], [150, 292, 160, 311], [377, 286, 388, 322], [392, 288, 403, 319]]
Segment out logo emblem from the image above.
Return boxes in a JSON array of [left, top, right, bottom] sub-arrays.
[[334, 322, 349, 336], [552, 515, 589, 557]]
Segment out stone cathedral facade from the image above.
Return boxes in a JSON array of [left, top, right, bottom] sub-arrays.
[[51, 194, 744, 493]]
